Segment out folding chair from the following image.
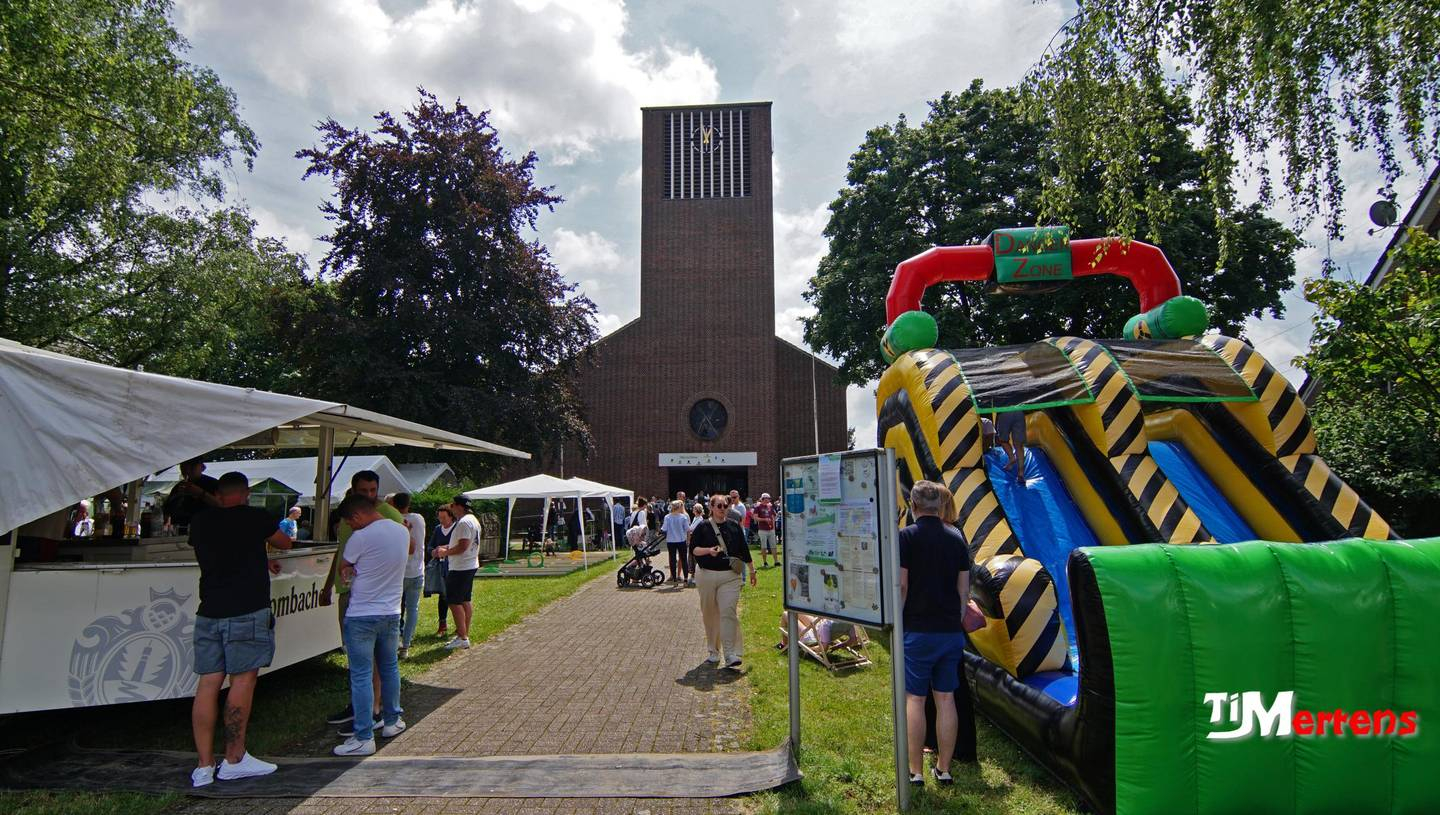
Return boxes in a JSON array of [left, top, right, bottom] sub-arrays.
[[778, 612, 873, 671]]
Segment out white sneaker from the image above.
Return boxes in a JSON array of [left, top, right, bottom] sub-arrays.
[[333, 737, 376, 756], [706, 651, 720, 664], [380, 718, 407, 738], [216, 752, 277, 780], [191, 765, 215, 787], [443, 636, 470, 650]]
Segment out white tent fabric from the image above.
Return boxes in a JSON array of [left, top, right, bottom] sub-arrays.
[[0, 339, 528, 534], [464, 475, 636, 564], [562, 476, 634, 500], [464, 473, 591, 500]]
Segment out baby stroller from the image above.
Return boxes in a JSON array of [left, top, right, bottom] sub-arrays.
[[617, 534, 666, 588]]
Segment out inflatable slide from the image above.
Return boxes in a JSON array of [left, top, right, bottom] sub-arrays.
[[876, 229, 1438, 815]]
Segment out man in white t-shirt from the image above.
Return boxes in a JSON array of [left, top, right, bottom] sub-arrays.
[[434, 494, 482, 650], [389, 493, 426, 659], [333, 494, 409, 756]]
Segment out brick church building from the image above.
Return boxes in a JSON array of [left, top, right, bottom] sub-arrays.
[[537, 102, 848, 499]]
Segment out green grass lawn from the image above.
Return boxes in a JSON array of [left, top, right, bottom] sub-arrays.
[[0, 560, 616, 814], [738, 562, 1082, 815]]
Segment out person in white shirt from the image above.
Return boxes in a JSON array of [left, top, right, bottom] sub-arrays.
[[611, 500, 627, 550], [433, 494, 482, 650], [332, 494, 409, 757], [661, 500, 693, 584], [629, 496, 650, 533], [389, 493, 426, 659], [72, 504, 94, 538]]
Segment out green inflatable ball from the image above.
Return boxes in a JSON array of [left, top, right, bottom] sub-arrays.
[[881, 310, 939, 363]]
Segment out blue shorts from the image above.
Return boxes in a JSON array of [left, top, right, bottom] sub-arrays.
[[996, 411, 1027, 445], [194, 608, 275, 676], [903, 631, 967, 696]]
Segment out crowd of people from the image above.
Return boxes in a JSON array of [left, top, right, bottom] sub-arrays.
[[184, 465, 489, 784], [183, 466, 977, 791]]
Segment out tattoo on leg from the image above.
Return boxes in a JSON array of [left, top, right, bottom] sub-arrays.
[[223, 704, 244, 752]]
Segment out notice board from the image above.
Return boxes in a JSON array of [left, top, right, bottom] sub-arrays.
[[780, 449, 896, 627]]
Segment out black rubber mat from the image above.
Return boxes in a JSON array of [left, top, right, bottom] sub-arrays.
[[0, 742, 800, 798]]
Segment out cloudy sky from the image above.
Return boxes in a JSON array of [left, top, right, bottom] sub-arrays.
[[173, 0, 1429, 449]]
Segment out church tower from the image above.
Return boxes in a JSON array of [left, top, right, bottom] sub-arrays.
[[520, 102, 847, 499]]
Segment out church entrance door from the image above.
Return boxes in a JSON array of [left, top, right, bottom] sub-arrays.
[[667, 468, 749, 501]]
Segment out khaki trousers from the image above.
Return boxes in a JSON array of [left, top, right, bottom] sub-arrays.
[[696, 567, 744, 659]]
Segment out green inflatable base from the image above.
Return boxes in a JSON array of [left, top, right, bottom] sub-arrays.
[[1085, 537, 1440, 814]]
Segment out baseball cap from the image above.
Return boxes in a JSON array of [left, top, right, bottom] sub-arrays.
[[760, 492, 771, 499], [451, 495, 472, 508]]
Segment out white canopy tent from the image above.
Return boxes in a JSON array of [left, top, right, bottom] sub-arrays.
[[0, 338, 532, 714], [0, 338, 529, 537], [464, 475, 634, 566]]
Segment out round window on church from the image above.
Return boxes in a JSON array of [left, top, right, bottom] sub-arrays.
[[689, 399, 728, 441]]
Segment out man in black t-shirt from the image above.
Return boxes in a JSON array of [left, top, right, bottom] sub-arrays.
[[187, 471, 292, 788], [898, 480, 972, 787], [164, 457, 221, 531]]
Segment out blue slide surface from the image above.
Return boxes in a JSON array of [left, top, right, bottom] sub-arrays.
[[985, 446, 1094, 670], [1147, 440, 1256, 543]]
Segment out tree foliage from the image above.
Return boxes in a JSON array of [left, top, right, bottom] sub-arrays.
[[1298, 229, 1440, 427], [1300, 229, 1440, 536], [1027, 0, 1440, 252], [61, 208, 318, 389], [804, 81, 1301, 385], [1308, 393, 1440, 537], [0, 0, 258, 342], [293, 91, 598, 478]]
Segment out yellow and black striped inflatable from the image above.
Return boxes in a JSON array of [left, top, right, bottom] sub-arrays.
[[968, 554, 1070, 677], [1200, 335, 1394, 540], [1049, 336, 1212, 544], [878, 348, 1067, 677]]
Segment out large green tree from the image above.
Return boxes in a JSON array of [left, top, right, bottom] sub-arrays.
[[1298, 228, 1440, 535], [293, 91, 598, 476], [0, 0, 257, 345], [62, 207, 318, 389], [804, 81, 1301, 385], [1026, 0, 1440, 250]]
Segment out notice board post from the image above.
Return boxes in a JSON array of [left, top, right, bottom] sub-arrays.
[[781, 448, 908, 811]]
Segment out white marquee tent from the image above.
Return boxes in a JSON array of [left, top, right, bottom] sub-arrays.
[[0, 338, 529, 536], [464, 474, 634, 565]]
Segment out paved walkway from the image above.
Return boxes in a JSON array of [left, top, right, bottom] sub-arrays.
[[179, 575, 753, 815]]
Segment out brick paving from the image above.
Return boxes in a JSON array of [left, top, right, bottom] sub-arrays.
[[178, 576, 754, 815]]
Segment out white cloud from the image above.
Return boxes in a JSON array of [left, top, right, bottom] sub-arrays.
[[848, 383, 878, 449], [772, 0, 1067, 117], [596, 312, 625, 336], [549, 227, 637, 324], [176, 0, 720, 162], [772, 202, 830, 349], [551, 227, 623, 274], [250, 203, 319, 261]]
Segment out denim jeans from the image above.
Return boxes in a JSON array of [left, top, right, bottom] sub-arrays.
[[342, 614, 402, 741], [400, 575, 423, 647]]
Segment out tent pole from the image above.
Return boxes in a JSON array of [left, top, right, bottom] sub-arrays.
[[0, 529, 15, 662], [504, 498, 515, 561], [540, 498, 551, 554], [314, 426, 335, 542], [605, 498, 616, 559], [578, 492, 587, 570]]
